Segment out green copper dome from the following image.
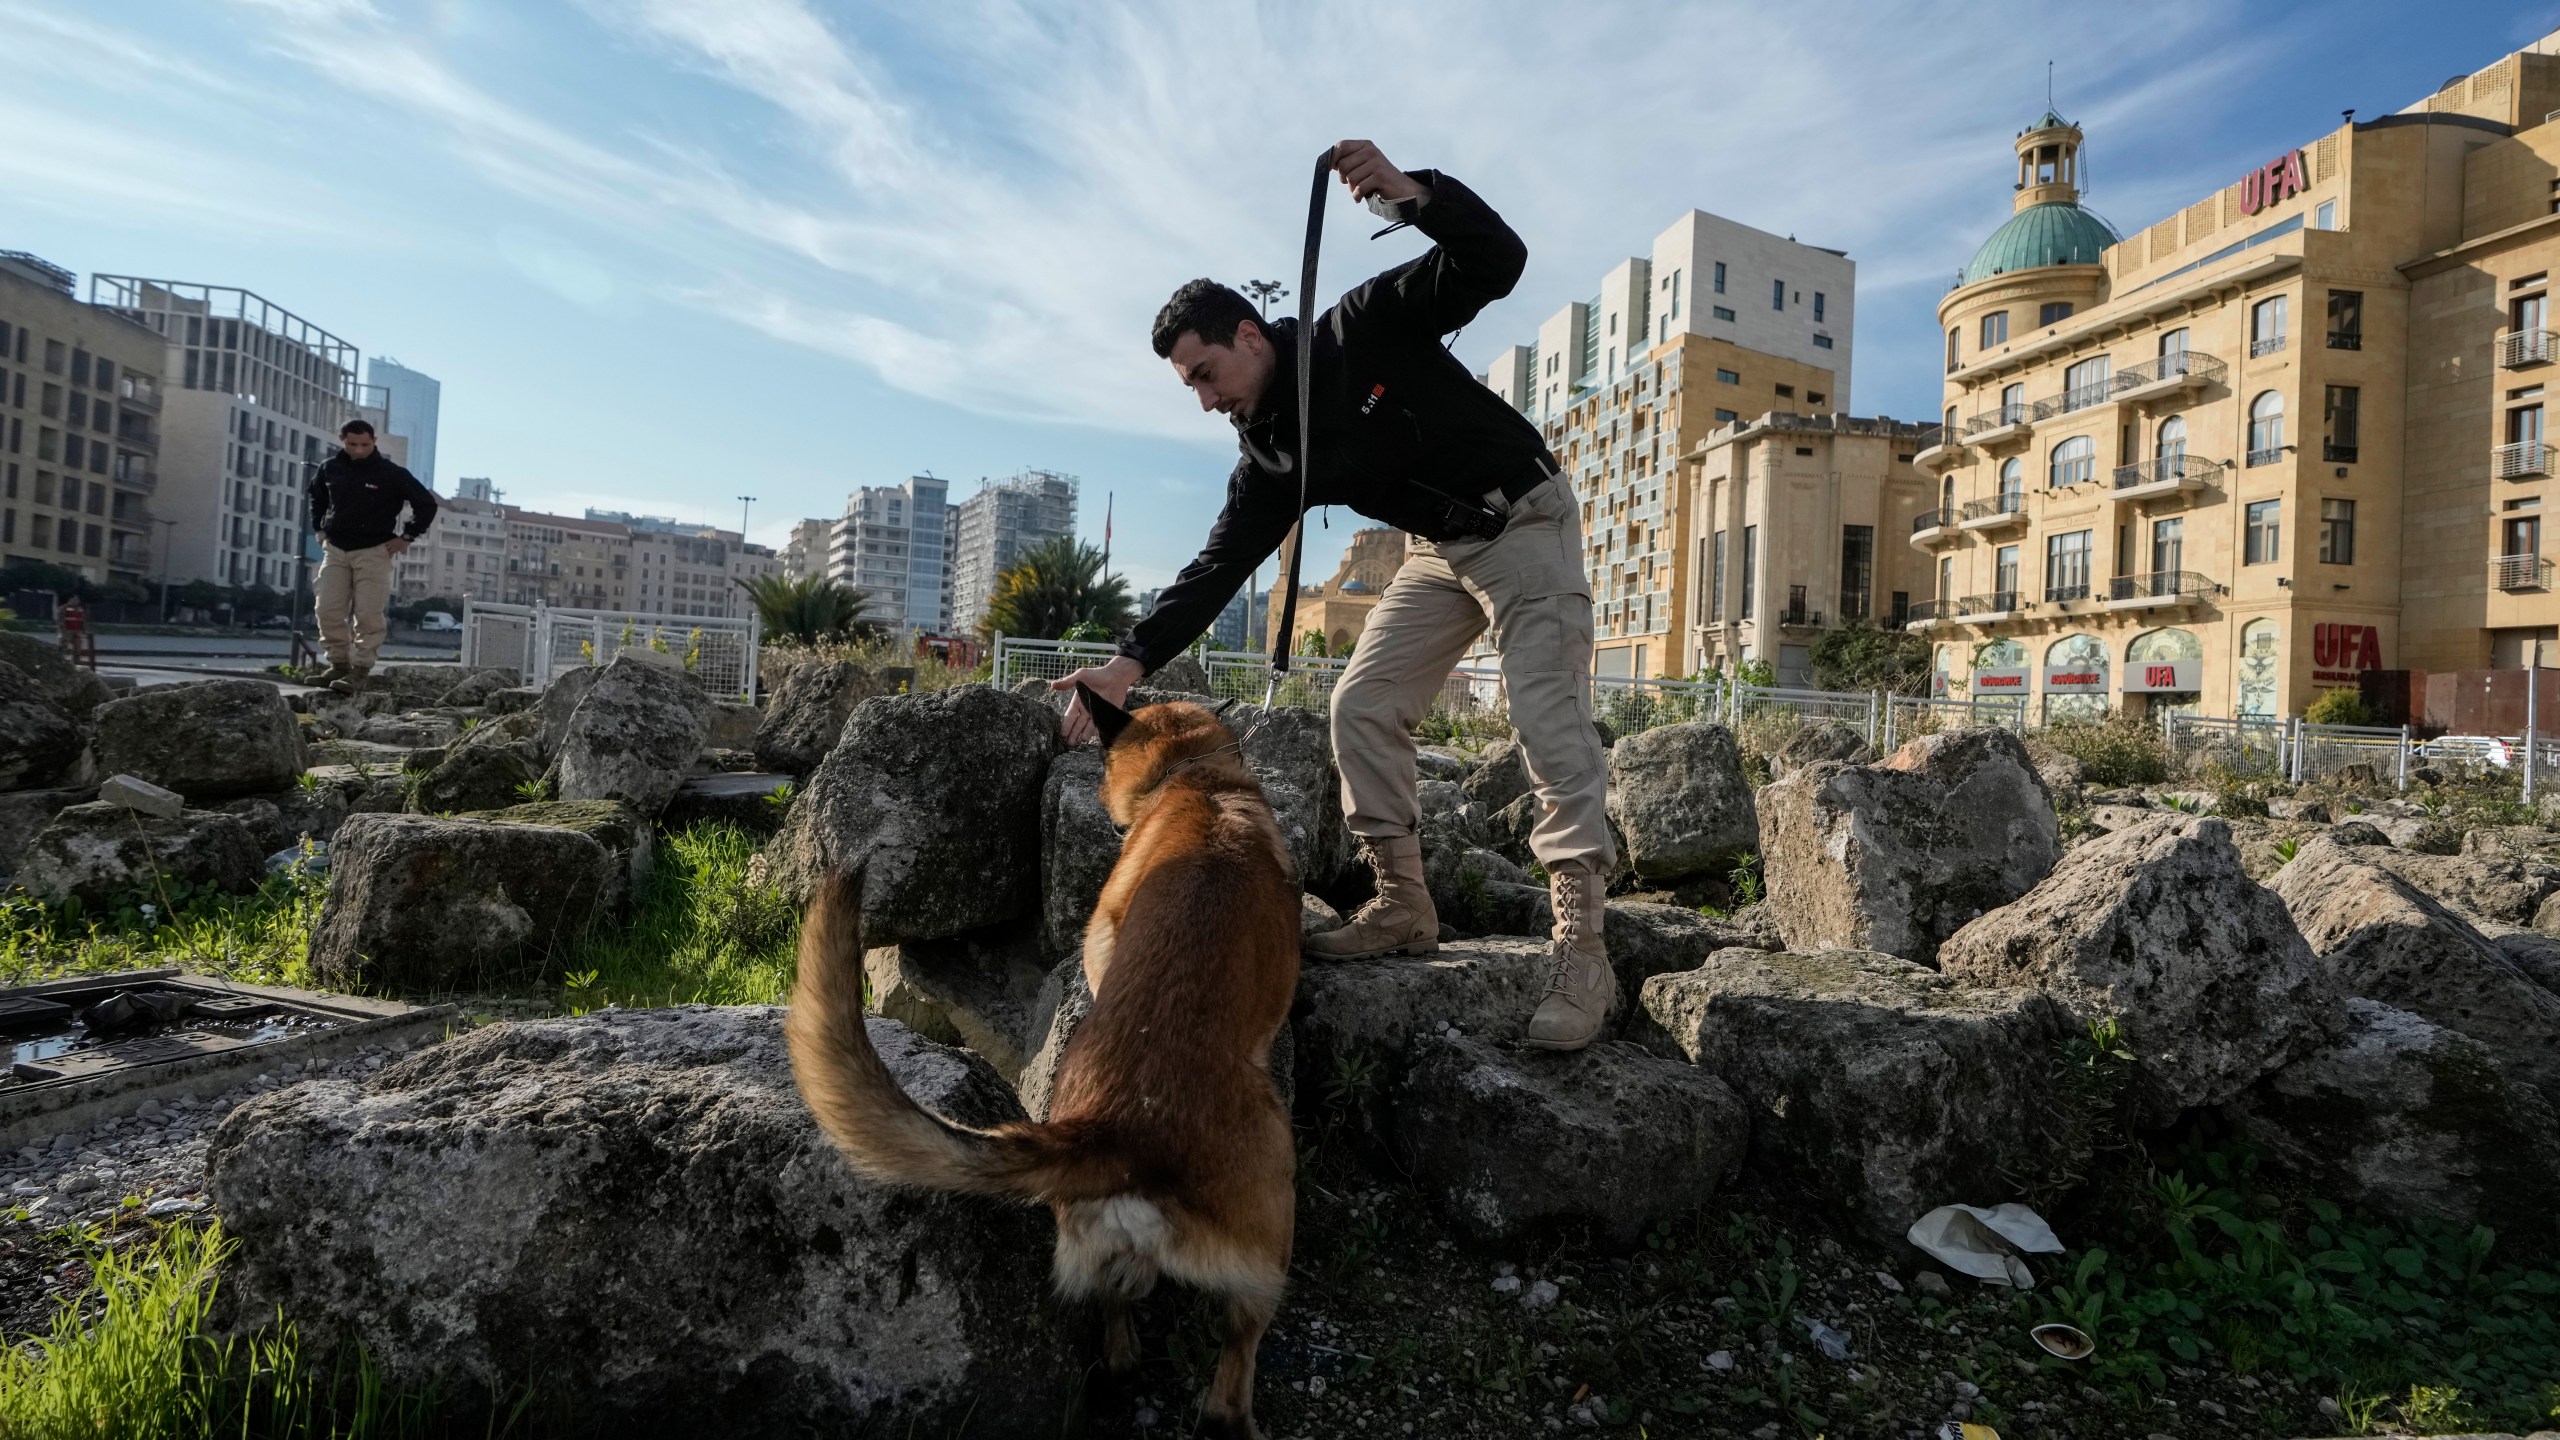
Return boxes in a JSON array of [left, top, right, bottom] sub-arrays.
[[1962, 202, 2121, 285]]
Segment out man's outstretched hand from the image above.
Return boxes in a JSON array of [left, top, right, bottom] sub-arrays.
[[1331, 139, 1428, 208], [1053, 655, 1144, 747]]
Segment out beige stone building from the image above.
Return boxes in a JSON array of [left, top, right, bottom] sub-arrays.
[[1685, 414, 1938, 685], [1483, 210, 1856, 677], [1268, 525, 1407, 655], [1914, 32, 2560, 719], [0, 252, 166, 588]]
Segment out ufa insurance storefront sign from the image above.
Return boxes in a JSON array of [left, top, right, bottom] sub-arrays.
[[2044, 665, 2107, 693], [2311, 622, 2382, 685], [2123, 659, 2203, 693], [1973, 668, 2030, 695]]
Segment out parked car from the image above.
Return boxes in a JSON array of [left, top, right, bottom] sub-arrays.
[[255, 614, 294, 629], [419, 611, 460, 631], [2415, 735, 2512, 769]]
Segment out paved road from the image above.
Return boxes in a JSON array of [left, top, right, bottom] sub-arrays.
[[73, 633, 460, 662]]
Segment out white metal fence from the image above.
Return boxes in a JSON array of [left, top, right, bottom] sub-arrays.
[[461, 599, 760, 699]]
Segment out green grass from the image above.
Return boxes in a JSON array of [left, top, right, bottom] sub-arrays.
[[0, 852, 328, 992], [548, 823, 798, 1012]]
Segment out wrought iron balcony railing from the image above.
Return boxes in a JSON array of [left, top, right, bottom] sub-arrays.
[[2044, 581, 2091, 603], [2249, 333, 2288, 357], [2111, 453, 2227, 490], [1910, 506, 1960, 535], [1962, 494, 2027, 523], [2499, 329, 2557, 369], [2494, 552, 2551, 591], [1955, 590, 2021, 616], [2497, 439, 2555, 479], [2106, 570, 2216, 603]]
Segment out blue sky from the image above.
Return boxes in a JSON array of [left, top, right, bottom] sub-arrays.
[[4, 0, 2554, 595]]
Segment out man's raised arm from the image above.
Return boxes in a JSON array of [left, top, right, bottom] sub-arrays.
[[1053, 462, 1293, 745], [1329, 141, 1527, 339]]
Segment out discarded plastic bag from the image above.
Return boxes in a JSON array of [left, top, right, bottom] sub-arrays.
[[1905, 1202, 2062, 1289]]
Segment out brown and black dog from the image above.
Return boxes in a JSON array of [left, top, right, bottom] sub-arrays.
[[787, 688, 1301, 1438]]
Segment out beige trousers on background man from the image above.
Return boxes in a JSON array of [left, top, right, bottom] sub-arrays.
[[315, 541, 395, 669], [1330, 476, 1615, 873]]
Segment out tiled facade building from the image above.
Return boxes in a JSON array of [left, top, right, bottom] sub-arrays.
[[1483, 210, 1856, 677], [951, 469, 1078, 634]]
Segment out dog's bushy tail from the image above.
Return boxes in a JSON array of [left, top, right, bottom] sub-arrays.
[[785, 874, 1114, 1203]]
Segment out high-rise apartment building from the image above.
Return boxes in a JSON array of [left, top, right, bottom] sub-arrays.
[[91, 276, 390, 591], [0, 252, 166, 587], [1483, 211, 1857, 676], [828, 476, 953, 635], [1913, 28, 2560, 719], [367, 356, 441, 489], [784, 518, 832, 580], [454, 475, 496, 502], [951, 469, 1078, 632]]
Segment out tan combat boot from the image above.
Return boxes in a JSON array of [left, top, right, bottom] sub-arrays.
[[308, 661, 349, 688], [1303, 835, 1438, 961], [1524, 859, 1611, 1051], [329, 663, 372, 696]]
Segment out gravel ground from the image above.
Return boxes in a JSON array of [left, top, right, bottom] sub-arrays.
[[0, 1045, 402, 1342]]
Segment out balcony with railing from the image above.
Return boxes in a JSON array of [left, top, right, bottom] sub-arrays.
[[2110, 452, 2226, 501], [1964, 402, 2035, 446], [2249, 332, 2288, 358], [2499, 330, 2557, 369], [1775, 602, 1824, 628], [1908, 506, 1960, 548], [2044, 580, 2091, 603], [2103, 570, 2217, 610], [116, 417, 158, 449], [2497, 439, 2555, 479], [2109, 350, 2226, 404], [1902, 599, 1950, 631], [2495, 553, 2552, 591], [1958, 493, 2029, 533], [1952, 590, 2022, 622], [117, 376, 162, 412], [1911, 427, 1964, 471], [2327, 330, 2362, 352]]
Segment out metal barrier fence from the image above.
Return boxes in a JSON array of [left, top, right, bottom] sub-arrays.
[[461, 599, 760, 699], [1879, 693, 2025, 751], [2161, 714, 2294, 779], [2162, 713, 2412, 789]]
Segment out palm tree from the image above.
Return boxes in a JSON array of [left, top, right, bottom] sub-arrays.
[[737, 572, 884, 644], [981, 536, 1133, 641]]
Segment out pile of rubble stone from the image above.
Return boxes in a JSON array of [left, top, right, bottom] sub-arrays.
[[6, 642, 2560, 1433]]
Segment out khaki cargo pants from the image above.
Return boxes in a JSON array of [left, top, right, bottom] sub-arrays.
[[1331, 476, 1615, 872], [315, 541, 395, 669]]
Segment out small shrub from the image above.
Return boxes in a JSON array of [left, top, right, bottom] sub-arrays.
[[2041, 714, 2171, 788], [2305, 687, 2374, 726]]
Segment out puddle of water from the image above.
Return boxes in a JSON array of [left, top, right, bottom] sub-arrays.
[[0, 987, 346, 1087]]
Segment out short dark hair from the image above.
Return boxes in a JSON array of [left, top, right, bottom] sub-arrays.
[[1151, 279, 1261, 359], [339, 419, 375, 437]]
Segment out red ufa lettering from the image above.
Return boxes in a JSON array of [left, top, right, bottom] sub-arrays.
[[2147, 664, 2177, 687]]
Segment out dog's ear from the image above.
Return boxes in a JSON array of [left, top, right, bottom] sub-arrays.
[[1075, 681, 1137, 748]]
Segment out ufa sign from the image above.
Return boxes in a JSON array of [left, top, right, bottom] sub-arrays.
[[2240, 149, 2310, 215], [2311, 622, 2382, 683], [2123, 658, 2202, 693]]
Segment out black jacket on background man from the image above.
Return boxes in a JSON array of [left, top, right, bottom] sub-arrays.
[[307, 450, 438, 552], [1119, 169, 1557, 673]]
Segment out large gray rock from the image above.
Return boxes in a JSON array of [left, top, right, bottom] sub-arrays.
[[2270, 835, 2560, 1105], [1768, 721, 1875, 781], [1759, 727, 2059, 967], [535, 665, 606, 757], [457, 800, 655, 920], [2230, 999, 2560, 1249], [0, 663, 85, 791], [1638, 948, 2071, 1241], [2357, 848, 2560, 929], [2489, 929, 2560, 999], [861, 921, 1058, 1084], [410, 713, 545, 815], [549, 656, 711, 817], [1606, 722, 1758, 885], [434, 668, 518, 708], [92, 679, 303, 802], [1038, 748, 1120, 957], [1233, 704, 1352, 893], [1291, 938, 1557, 1127], [0, 786, 91, 880], [309, 813, 619, 991], [0, 629, 112, 715], [218, 785, 352, 854], [1147, 653, 1212, 695], [760, 686, 1057, 943], [1460, 738, 1530, 814], [1938, 816, 2340, 1123], [1015, 957, 1095, 1123], [204, 1007, 1075, 1436], [14, 801, 262, 908], [1390, 1034, 1748, 1247], [754, 662, 885, 774]]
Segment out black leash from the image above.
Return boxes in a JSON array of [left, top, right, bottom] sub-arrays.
[[1266, 146, 1334, 703]]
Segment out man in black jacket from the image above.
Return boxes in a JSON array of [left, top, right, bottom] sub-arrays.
[[1051, 140, 1615, 1052], [305, 419, 437, 692]]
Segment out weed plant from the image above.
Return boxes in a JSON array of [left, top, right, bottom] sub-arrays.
[[548, 823, 797, 1011], [0, 856, 327, 991], [2040, 714, 2172, 788]]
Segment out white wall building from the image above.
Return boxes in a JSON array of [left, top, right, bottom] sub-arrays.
[[828, 476, 953, 635]]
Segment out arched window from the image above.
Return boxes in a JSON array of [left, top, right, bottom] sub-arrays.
[[2127, 627, 2203, 662], [1940, 475, 1955, 514], [1976, 638, 2026, 668], [1998, 458, 2023, 507], [2236, 619, 2280, 717], [2050, 434, 2095, 488], [2044, 633, 2108, 723], [2248, 392, 2285, 465]]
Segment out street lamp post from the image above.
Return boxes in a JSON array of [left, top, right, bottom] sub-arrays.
[[153, 517, 178, 623], [737, 495, 756, 537], [1240, 279, 1288, 318]]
